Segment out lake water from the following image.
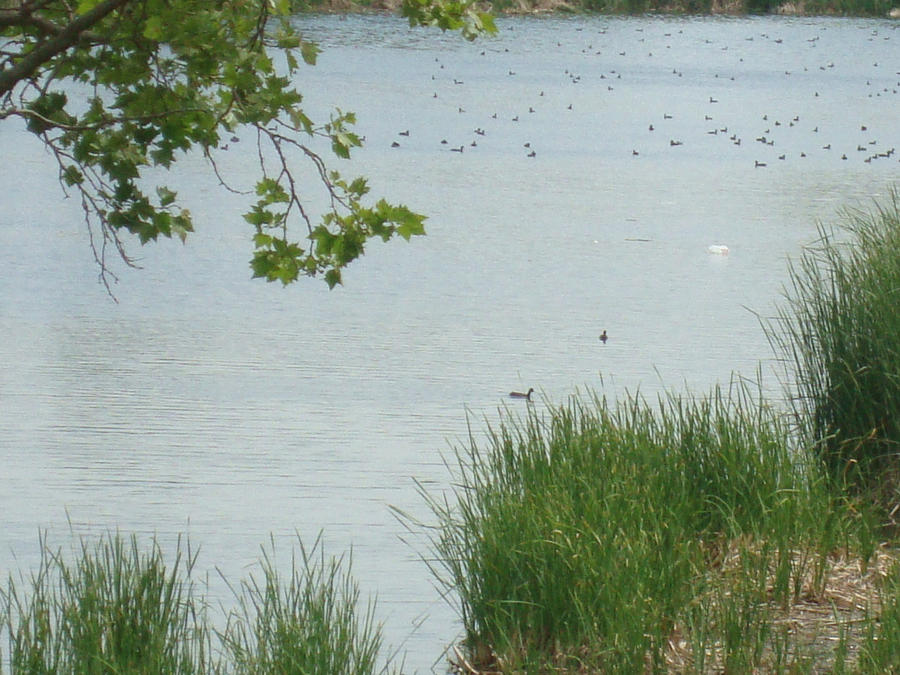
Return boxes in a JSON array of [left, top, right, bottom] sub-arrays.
[[1, 12, 898, 672]]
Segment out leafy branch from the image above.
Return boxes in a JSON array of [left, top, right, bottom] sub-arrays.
[[1, 0, 494, 293]]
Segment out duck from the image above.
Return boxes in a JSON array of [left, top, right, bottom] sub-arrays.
[[509, 388, 534, 400], [600, 330, 608, 343]]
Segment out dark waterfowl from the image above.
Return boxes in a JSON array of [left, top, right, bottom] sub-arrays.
[[509, 388, 534, 400], [600, 330, 608, 343]]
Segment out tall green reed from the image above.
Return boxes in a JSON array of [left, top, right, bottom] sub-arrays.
[[768, 192, 900, 506], [857, 560, 900, 672], [219, 533, 392, 675], [2, 532, 210, 674], [418, 381, 835, 671], [2, 531, 392, 675]]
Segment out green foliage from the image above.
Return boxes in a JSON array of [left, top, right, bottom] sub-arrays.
[[768, 193, 900, 508], [0, 0, 490, 292], [799, 0, 894, 13], [1, 531, 394, 675], [857, 562, 900, 672], [1, 532, 211, 673], [743, 0, 774, 13], [410, 383, 875, 671], [401, 0, 497, 40], [220, 534, 392, 674]]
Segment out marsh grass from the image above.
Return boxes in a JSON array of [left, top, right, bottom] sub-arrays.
[[411, 194, 900, 673], [1, 532, 210, 674], [218, 533, 392, 675], [416, 381, 896, 672], [1, 532, 393, 675], [769, 192, 900, 513]]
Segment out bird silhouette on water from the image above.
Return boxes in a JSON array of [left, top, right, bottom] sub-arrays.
[[509, 388, 534, 400]]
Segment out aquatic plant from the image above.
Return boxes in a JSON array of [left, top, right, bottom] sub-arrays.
[[414, 383, 883, 671], [769, 192, 900, 511], [1, 531, 394, 675], [218, 533, 392, 675], [1, 532, 211, 674]]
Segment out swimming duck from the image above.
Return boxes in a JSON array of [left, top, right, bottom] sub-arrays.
[[600, 330, 608, 343], [509, 388, 534, 400]]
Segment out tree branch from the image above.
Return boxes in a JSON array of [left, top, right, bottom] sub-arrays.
[[0, 8, 103, 42], [0, 0, 131, 97]]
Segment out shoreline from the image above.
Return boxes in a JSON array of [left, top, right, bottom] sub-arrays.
[[296, 0, 900, 18]]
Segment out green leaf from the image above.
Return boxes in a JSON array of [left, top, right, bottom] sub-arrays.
[[172, 211, 193, 242], [324, 269, 342, 289], [332, 135, 351, 159], [478, 13, 498, 35], [156, 186, 177, 207], [396, 210, 427, 240], [311, 226, 336, 256], [251, 251, 275, 280], [76, 0, 102, 14], [63, 165, 84, 186], [289, 108, 314, 135], [143, 16, 164, 41], [300, 41, 320, 66], [285, 51, 299, 72], [347, 177, 369, 197]]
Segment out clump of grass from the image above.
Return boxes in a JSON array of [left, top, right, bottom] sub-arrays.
[[1, 531, 211, 674], [857, 559, 900, 672], [418, 381, 869, 672], [219, 533, 393, 675], [769, 192, 900, 512], [2, 531, 393, 675]]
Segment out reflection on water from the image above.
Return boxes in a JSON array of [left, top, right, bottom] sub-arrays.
[[1, 13, 898, 672]]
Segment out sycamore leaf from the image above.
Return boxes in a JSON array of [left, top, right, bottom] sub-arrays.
[[285, 51, 299, 72], [396, 210, 427, 240], [76, 0, 102, 14], [478, 13, 498, 34], [143, 16, 164, 41], [156, 186, 177, 207], [324, 269, 342, 289], [300, 41, 320, 66], [311, 226, 336, 255], [331, 133, 353, 159], [63, 165, 84, 186], [347, 177, 369, 197], [250, 251, 275, 279]]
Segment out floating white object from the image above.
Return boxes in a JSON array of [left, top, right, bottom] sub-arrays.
[[707, 244, 730, 255]]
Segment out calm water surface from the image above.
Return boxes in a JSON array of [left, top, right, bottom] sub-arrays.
[[1, 13, 898, 672]]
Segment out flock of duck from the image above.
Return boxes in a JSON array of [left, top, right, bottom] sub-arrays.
[[385, 19, 898, 169]]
